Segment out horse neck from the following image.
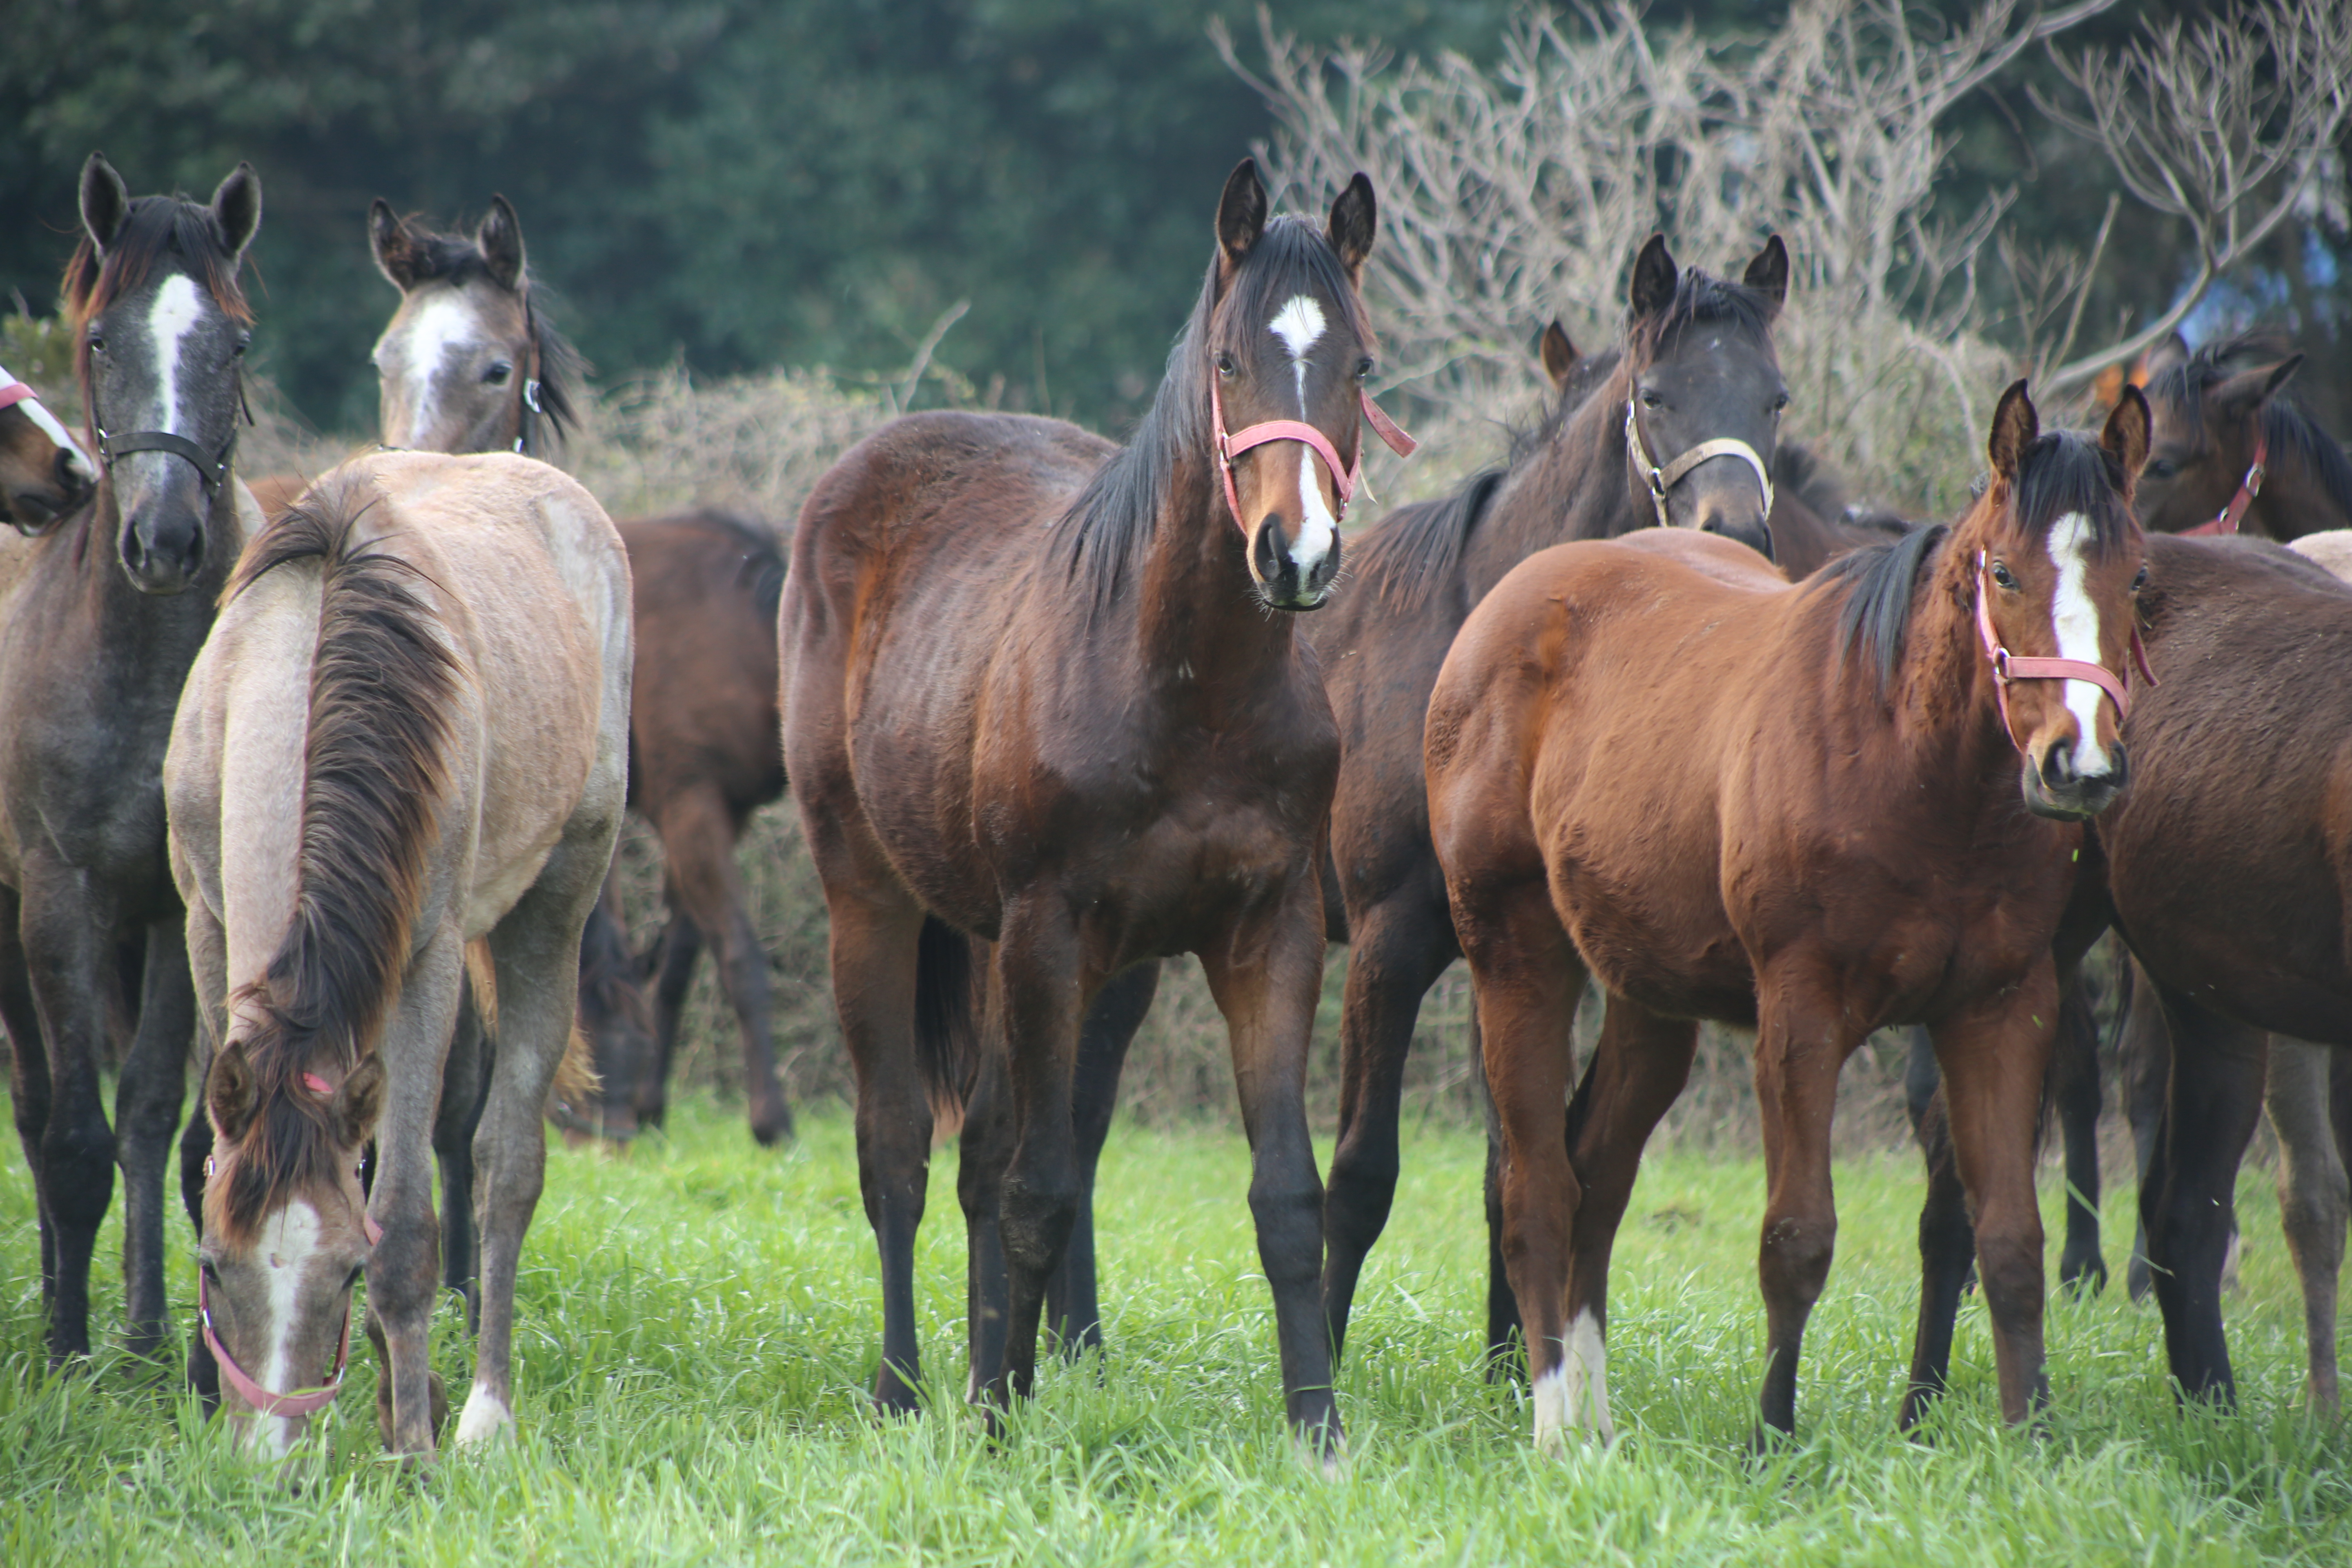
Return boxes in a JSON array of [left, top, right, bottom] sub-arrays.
[[1461, 368, 1642, 601], [2250, 417, 2352, 540], [1887, 525, 2016, 788], [1128, 459, 1299, 700]]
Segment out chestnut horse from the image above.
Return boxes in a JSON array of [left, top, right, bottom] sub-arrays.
[[1428, 383, 2149, 1447], [0, 156, 259, 1366], [0, 365, 96, 533], [783, 161, 1407, 1449], [169, 453, 629, 1458]]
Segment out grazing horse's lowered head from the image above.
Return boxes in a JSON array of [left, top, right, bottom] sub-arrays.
[[0, 368, 97, 533], [1953, 381, 2152, 820], [64, 153, 258, 595], [1619, 232, 1789, 560], [1200, 160, 1392, 609], [368, 195, 581, 458]]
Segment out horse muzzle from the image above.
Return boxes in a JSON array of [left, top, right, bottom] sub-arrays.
[[1249, 514, 1340, 610], [2020, 739, 2129, 822], [118, 495, 207, 594]]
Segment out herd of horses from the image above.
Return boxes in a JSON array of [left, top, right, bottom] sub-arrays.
[[3, 150, 2352, 1468]]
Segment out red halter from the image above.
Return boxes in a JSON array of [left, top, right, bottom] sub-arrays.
[[199, 1071, 382, 1421], [2181, 428, 2267, 538], [1974, 550, 2156, 753], [1210, 379, 1416, 533]]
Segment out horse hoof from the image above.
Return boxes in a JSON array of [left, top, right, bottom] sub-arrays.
[[2058, 1254, 2108, 1298], [453, 1383, 514, 1446], [750, 1101, 795, 1147]]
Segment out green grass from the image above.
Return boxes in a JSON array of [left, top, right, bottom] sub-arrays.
[[5, 1098, 2350, 1565]]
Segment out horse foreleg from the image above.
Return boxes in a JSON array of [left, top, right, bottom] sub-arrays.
[[2121, 963, 2170, 1302], [1049, 959, 1158, 1359], [437, 980, 492, 1334], [1931, 967, 2059, 1427], [655, 789, 789, 1145], [1200, 883, 1342, 1457], [114, 918, 195, 1362], [1556, 997, 1697, 1446], [2266, 1036, 2345, 1417], [1320, 894, 1457, 1365], [2053, 978, 2107, 1296], [638, 909, 702, 1131], [1752, 979, 1868, 1443], [2140, 985, 2265, 1408], [179, 894, 229, 1406], [18, 871, 123, 1364], [368, 924, 463, 1456], [1454, 871, 1585, 1451]]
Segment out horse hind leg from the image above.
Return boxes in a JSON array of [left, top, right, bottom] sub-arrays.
[[436, 978, 493, 1334], [0, 903, 57, 1323], [653, 788, 790, 1145], [2052, 978, 2107, 1296], [1048, 959, 1159, 1360], [2120, 963, 2170, 1302], [638, 909, 702, 1131], [2265, 1036, 2346, 1417]]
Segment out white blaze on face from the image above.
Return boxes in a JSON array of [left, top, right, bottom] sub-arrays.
[[147, 274, 205, 436], [390, 292, 480, 442], [253, 1197, 325, 1457], [2047, 511, 2114, 774], [1531, 1308, 1614, 1450], [1267, 294, 1337, 576]]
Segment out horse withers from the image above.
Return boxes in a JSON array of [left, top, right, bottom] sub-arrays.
[[167, 452, 629, 1458], [783, 160, 1407, 1454], [0, 156, 260, 1368], [1427, 383, 2150, 1448]]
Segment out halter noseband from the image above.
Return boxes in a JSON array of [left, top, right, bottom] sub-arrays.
[[1211, 378, 1416, 533], [1624, 400, 1775, 530], [88, 365, 247, 500], [2181, 427, 2267, 538], [1973, 549, 2156, 753], [198, 1071, 381, 1422]]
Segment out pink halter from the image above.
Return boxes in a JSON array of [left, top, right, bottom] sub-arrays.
[[0, 368, 37, 414], [2182, 427, 2267, 538], [1211, 379, 1416, 532], [199, 1071, 382, 1421], [1974, 550, 2156, 752]]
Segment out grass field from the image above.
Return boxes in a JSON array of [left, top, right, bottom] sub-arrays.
[[6, 1096, 2351, 1565]]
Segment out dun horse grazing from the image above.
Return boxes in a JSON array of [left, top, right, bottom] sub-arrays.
[[0, 366, 97, 532], [370, 196, 793, 1143], [1314, 236, 1810, 1362], [168, 452, 629, 1457], [0, 156, 259, 1365], [783, 161, 1408, 1450], [1428, 383, 2149, 1447]]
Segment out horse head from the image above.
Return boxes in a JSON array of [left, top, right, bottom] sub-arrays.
[[2135, 332, 2304, 536], [0, 374, 96, 534], [197, 1041, 384, 1458], [1205, 160, 1394, 611], [1966, 379, 2152, 821], [1619, 233, 1789, 561], [370, 195, 577, 457], [67, 154, 258, 595]]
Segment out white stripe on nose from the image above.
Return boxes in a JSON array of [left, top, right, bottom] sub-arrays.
[[254, 1198, 324, 1456], [2048, 511, 2113, 774], [147, 274, 204, 437]]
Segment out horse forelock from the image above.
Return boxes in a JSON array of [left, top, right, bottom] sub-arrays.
[[209, 1057, 355, 1247], [1054, 214, 1367, 615], [2005, 430, 2136, 561], [1627, 267, 1776, 365]]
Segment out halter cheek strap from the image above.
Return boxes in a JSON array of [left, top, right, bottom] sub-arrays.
[[2181, 428, 2267, 538], [1974, 550, 2157, 753], [198, 1071, 382, 1421], [1211, 379, 1417, 533], [1625, 400, 1775, 529]]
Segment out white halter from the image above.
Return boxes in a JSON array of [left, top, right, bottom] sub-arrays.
[[1624, 399, 1774, 529]]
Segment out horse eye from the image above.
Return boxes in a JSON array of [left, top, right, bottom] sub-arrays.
[[1991, 561, 2019, 590], [233, 333, 249, 358], [1640, 389, 1663, 410], [1215, 352, 1236, 379], [199, 1258, 221, 1284], [2144, 459, 2176, 481], [1356, 358, 1374, 381], [2132, 565, 2150, 592], [87, 332, 106, 354], [1770, 393, 1789, 414], [484, 362, 513, 385]]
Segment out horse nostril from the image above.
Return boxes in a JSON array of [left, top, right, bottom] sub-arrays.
[[1254, 516, 1289, 581], [2041, 740, 2077, 787]]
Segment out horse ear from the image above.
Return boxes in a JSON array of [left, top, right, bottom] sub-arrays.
[[478, 195, 526, 292], [1987, 379, 2038, 482], [369, 199, 424, 291], [1742, 234, 1788, 312], [79, 153, 129, 254], [334, 1055, 387, 1147], [1216, 159, 1269, 276], [1539, 319, 1579, 392], [2210, 354, 2303, 425], [207, 1042, 259, 1145], [209, 163, 262, 262], [2102, 384, 2152, 484], [1629, 234, 1677, 321], [2141, 333, 2190, 379], [1326, 173, 1376, 283]]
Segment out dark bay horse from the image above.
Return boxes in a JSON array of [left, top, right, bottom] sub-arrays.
[[1428, 383, 2149, 1446], [171, 453, 629, 1458], [370, 198, 792, 1145], [0, 366, 96, 532], [1314, 236, 1824, 1362], [0, 156, 259, 1365], [783, 161, 1406, 1450]]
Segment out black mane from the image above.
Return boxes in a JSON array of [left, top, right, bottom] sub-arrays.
[[1822, 523, 1946, 697], [1051, 215, 1368, 615]]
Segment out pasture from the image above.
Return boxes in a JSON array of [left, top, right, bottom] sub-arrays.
[[7, 1095, 2349, 1565]]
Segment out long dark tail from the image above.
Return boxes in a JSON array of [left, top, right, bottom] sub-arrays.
[[913, 915, 984, 1137], [216, 470, 461, 1235]]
